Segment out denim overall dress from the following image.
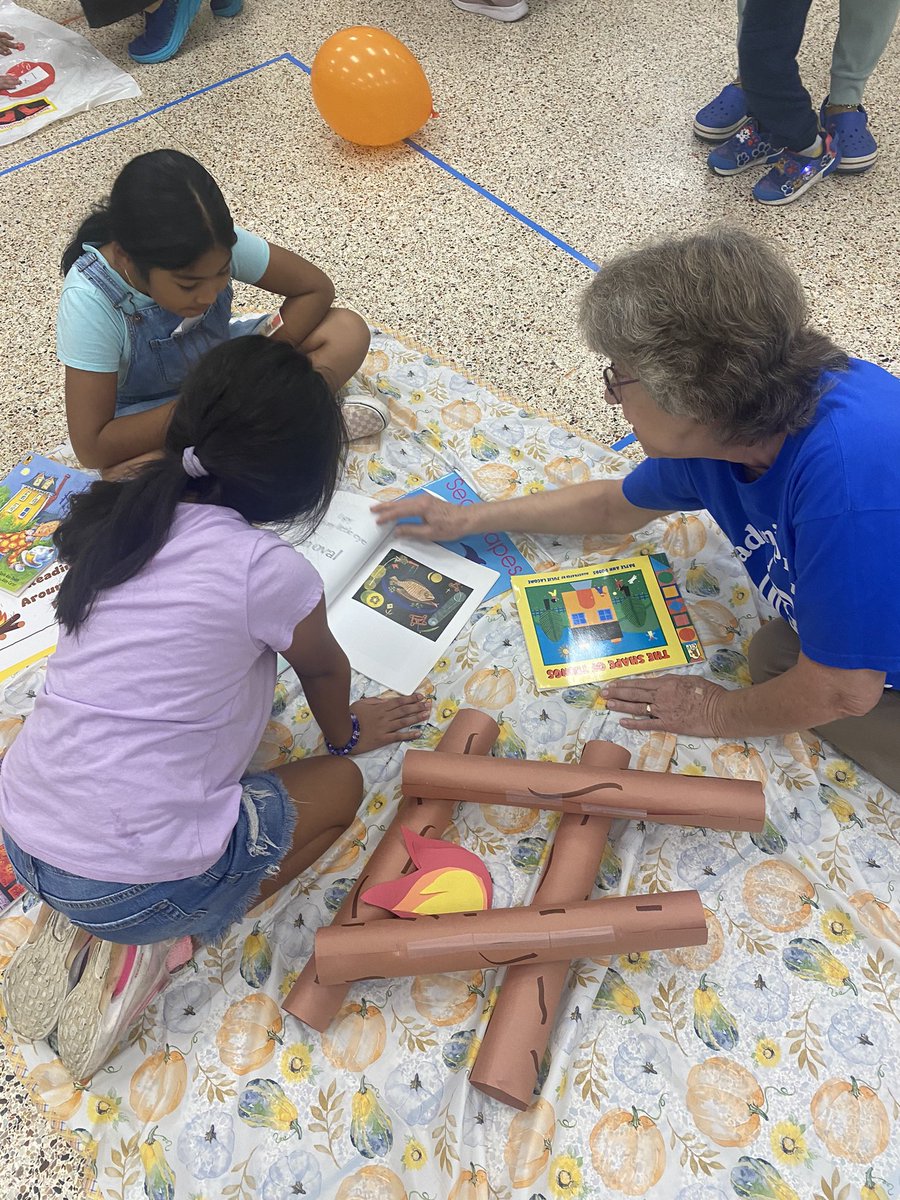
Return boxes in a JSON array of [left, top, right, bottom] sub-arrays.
[[74, 250, 243, 416]]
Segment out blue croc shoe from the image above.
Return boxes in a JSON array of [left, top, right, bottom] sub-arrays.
[[211, 0, 242, 16], [752, 135, 840, 205], [128, 0, 202, 63], [708, 119, 784, 175], [820, 98, 878, 173], [694, 82, 748, 141]]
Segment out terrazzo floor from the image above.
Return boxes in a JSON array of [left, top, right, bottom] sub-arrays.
[[1, 0, 898, 1193]]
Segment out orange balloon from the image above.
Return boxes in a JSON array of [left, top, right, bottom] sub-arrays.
[[311, 27, 433, 147]]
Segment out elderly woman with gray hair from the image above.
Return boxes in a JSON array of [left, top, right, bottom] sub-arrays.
[[377, 227, 900, 791]]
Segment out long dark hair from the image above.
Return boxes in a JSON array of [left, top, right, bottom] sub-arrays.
[[54, 337, 347, 632], [61, 149, 237, 277]]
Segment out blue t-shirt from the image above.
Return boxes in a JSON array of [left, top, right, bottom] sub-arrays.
[[56, 226, 271, 384], [622, 358, 900, 687]]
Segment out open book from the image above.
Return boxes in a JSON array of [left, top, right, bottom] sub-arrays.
[[283, 492, 498, 694]]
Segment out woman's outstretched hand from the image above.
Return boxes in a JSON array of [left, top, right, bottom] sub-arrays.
[[351, 693, 432, 754], [602, 674, 727, 737], [372, 493, 472, 542]]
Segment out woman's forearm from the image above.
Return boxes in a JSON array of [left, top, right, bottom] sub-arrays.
[[456, 479, 667, 537]]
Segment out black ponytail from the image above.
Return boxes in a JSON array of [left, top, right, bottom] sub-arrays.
[[55, 337, 347, 632], [61, 148, 237, 277]]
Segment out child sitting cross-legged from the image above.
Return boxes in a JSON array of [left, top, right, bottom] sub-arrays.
[[0, 336, 429, 1080]]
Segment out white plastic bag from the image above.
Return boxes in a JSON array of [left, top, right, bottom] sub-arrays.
[[0, 0, 140, 147]]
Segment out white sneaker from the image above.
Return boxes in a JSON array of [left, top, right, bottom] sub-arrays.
[[340, 377, 390, 441], [2, 904, 93, 1042], [56, 939, 175, 1081], [452, 0, 529, 19]]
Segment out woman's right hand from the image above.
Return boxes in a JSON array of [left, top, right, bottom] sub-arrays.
[[351, 693, 432, 754], [372, 493, 473, 542]]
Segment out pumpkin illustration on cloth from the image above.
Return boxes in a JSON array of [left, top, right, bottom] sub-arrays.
[[260, 1148, 322, 1200], [175, 1110, 235, 1180], [129, 1045, 188, 1123], [662, 514, 706, 559], [635, 730, 677, 773], [250, 720, 295, 770], [589, 1107, 665, 1195], [350, 1076, 394, 1158], [0, 913, 34, 969], [693, 974, 739, 1051], [742, 860, 816, 932], [322, 998, 387, 1071], [482, 803, 537, 834], [546, 456, 590, 486], [449, 1164, 490, 1200], [810, 1076, 890, 1163], [710, 741, 768, 783], [464, 665, 517, 709], [216, 992, 284, 1075], [324, 818, 368, 873], [384, 1060, 444, 1126], [443, 397, 483, 430], [26, 1058, 85, 1121], [237, 1077, 302, 1138], [689, 599, 742, 646], [411, 971, 485, 1026], [664, 907, 723, 970], [503, 1097, 556, 1188], [336, 1164, 407, 1200], [685, 1057, 765, 1147], [473, 462, 520, 499], [849, 890, 900, 947], [685, 560, 721, 597]]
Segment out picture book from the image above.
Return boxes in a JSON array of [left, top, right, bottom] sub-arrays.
[[282, 491, 498, 694], [400, 471, 534, 600], [512, 553, 704, 690], [0, 453, 94, 597], [0, 560, 67, 684]]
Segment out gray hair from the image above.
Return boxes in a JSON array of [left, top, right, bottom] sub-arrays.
[[579, 226, 848, 443]]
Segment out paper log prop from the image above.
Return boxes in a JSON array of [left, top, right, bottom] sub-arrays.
[[314, 889, 706, 984], [402, 749, 766, 831], [469, 738, 628, 1108], [282, 708, 499, 1028]]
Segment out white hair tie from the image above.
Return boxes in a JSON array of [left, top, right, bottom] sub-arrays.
[[181, 446, 209, 479]]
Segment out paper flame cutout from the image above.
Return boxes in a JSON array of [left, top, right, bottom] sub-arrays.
[[361, 827, 492, 918]]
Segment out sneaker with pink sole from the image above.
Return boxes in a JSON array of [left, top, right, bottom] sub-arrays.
[[56, 936, 192, 1081]]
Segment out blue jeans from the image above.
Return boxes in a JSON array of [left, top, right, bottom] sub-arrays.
[[738, 0, 819, 150], [3, 773, 295, 945]]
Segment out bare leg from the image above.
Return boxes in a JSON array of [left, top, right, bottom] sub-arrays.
[[300, 308, 370, 394], [256, 755, 364, 901]]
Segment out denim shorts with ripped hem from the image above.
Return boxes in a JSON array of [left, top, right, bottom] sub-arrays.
[[3, 772, 295, 946]]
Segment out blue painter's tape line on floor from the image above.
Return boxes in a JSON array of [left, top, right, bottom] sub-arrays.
[[611, 432, 637, 450], [0, 54, 292, 179]]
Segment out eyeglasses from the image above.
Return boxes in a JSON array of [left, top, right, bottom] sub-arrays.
[[602, 365, 639, 403]]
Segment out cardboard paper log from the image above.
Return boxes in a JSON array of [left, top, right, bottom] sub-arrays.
[[313, 890, 706, 984], [282, 708, 499, 1029], [402, 749, 766, 831], [469, 738, 629, 1108]]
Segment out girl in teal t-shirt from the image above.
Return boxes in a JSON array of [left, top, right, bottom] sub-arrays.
[[57, 148, 386, 475]]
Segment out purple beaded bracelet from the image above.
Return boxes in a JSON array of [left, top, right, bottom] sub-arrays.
[[325, 712, 360, 757]]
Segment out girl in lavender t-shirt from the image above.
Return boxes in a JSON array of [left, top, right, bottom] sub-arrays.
[[0, 336, 429, 1081]]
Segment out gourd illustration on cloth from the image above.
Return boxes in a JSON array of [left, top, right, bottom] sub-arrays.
[[237, 1078, 302, 1138], [350, 1076, 394, 1158]]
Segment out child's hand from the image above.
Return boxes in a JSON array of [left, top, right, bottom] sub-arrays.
[[0, 31, 24, 55], [372, 493, 472, 542], [351, 693, 432, 754]]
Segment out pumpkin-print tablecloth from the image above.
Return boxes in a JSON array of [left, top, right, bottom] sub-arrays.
[[1, 329, 899, 1200]]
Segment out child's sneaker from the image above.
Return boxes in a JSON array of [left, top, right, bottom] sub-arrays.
[[707, 119, 785, 175], [693, 82, 748, 141], [752, 135, 840, 205], [451, 0, 529, 19], [819, 99, 878, 173], [56, 938, 180, 1081], [340, 380, 390, 441], [2, 905, 93, 1042], [128, 0, 202, 64], [210, 0, 242, 15]]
